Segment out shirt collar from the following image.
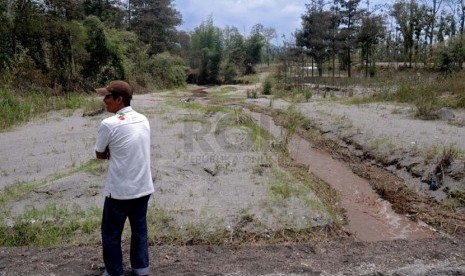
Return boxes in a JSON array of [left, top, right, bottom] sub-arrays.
[[116, 106, 133, 114]]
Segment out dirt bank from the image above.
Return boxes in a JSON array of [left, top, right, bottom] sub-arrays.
[[1, 237, 464, 275], [245, 96, 465, 236]]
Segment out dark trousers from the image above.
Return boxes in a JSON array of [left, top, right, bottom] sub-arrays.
[[102, 195, 151, 276]]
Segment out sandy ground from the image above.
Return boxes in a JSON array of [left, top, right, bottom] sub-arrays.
[[0, 84, 464, 275], [0, 92, 331, 232]]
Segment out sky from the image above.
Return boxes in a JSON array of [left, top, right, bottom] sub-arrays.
[[173, 0, 311, 44], [173, 0, 390, 44]]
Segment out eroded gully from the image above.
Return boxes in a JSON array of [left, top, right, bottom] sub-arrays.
[[247, 111, 435, 242]]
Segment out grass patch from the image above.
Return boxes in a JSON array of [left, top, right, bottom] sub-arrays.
[[0, 205, 101, 246], [258, 165, 341, 232], [424, 144, 464, 164], [238, 74, 260, 84], [0, 88, 99, 130], [209, 86, 237, 94], [446, 189, 465, 209], [268, 166, 338, 220], [270, 181, 299, 199], [146, 207, 231, 245], [0, 159, 106, 213], [146, 205, 338, 245], [244, 105, 342, 226], [169, 116, 208, 125], [167, 99, 231, 114], [214, 109, 274, 151], [209, 92, 246, 105], [338, 82, 440, 120], [371, 137, 395, 150], [276, 105, 307, 148]]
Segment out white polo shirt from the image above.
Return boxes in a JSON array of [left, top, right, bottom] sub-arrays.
[[95, 106, 154, 199]]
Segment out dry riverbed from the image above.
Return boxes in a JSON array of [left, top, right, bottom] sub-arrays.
[[0, 83, 464, 275]]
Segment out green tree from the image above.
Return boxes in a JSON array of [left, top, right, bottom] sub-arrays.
[[40, 0, 88, 90], [390, 0, 424, 66], [0, 0, 13, 73], [223, 26, 245, 67], [248, 24, 276, 66], [82, 16, 125, 85], [243, 24, 265, 74], [190, 17, 223, 84], [296, 5, 335, 77], [173, 30, 191, 60], [130, 0, 182, 55], [358, 14, 384, 77], [106, 28, 149, 84], [433, 35, 465, 74], [335, 0, 364, 77], [424, 0, 443, 54], [83, 0, 126, 28], [46, 20, 88, 90], [45, 0, 84, 21], [221, 26, 245, 83], [12, 0, 47, 73]]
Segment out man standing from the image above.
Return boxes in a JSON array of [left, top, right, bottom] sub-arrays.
[[94, 80, 154, 276]]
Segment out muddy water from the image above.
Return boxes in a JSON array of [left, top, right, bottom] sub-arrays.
[[248, 111, 434, 242]]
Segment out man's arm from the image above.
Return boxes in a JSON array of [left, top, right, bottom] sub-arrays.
[[96, 147, 110, 159]]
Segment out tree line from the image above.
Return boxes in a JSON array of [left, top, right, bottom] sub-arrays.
[[0, 0, 276, 93], [294, 0, 465, 78], [1, 0, 465, 94]]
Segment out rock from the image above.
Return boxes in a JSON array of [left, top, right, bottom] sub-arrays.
[[399, 156, 423, 171], [447, 160, 465, 180], [203, 164, 219, 176], [82, 108, 105, 117], [437, 107, 455, 120], [412, 165, 427, 178]]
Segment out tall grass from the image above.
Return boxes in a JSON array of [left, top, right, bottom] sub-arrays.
[[0, 88, 96, 130], [280, 105, 306, 147]]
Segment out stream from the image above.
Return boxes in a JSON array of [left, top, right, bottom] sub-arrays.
[[247, 111, 435, 242]]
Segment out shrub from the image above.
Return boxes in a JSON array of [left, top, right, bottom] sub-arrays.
[[433, 47, 459, 75], [413, 86, 439, 119], [432, 39, 463, 76], [262, 78, 272, 95], [147, 52, 188, 89], [246, 89, 258, 99], [390, 83, 439, 119], [220, 61, 238, 84], [0, 89, 29, 129], [393, 83, 416, 103], [304, 87, 313, 102]]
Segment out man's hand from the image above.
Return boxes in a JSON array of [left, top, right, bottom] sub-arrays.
[[96, 146, 110, 159]]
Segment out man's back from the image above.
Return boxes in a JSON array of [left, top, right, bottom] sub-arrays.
[[95, 106, 154, 199]]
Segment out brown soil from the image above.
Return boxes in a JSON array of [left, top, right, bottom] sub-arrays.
[[1, 238, 464, 275]]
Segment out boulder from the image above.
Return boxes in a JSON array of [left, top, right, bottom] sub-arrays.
[[437, 107, 455, 120]]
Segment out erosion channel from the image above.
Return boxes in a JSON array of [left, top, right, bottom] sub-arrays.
[[247, 110, 434, 242], [193, 82, 436, 242]]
